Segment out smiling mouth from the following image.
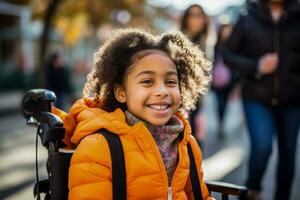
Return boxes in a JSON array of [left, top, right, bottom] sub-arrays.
[[147, 104, 171, 111]]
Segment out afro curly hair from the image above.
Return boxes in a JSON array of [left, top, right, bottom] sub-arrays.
[[83, 28, 212, 113]]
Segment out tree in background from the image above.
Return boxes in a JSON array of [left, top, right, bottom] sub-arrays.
[[6, 0, 170, 87]]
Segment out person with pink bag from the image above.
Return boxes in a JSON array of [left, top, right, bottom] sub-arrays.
[[211, 23, 238, 139]]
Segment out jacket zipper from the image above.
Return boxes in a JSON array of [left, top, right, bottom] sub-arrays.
[[168, 187, 172, 200], [168, 143, 183, 200]]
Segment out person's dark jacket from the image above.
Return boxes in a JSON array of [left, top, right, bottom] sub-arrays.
[[223, 0, 300, 106]]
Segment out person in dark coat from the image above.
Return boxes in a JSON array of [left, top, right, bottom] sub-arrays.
[[46, 53, 72, 110], [224, 0, 300, 199]]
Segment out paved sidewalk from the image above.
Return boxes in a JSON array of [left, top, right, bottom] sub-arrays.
[[0, 91, 23, 117]]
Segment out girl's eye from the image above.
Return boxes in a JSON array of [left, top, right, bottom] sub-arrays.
[[140, 79, 153, 85], [166, 80, 178, 85]]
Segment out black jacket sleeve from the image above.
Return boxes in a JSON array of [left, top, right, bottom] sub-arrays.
[[223, 14, 259, 78]]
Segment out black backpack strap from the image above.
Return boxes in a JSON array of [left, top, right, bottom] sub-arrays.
[[99, 129, 126, 200], [187, 143, 203, 200]]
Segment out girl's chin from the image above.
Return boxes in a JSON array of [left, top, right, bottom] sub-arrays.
[[144, 117, 172, 126], [130, 108, 176, 126]]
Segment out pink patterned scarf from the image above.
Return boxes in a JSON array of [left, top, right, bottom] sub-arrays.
[[125, 111, 184, 185]]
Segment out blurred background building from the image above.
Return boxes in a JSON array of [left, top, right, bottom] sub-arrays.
[[0, 0, 244, 95]]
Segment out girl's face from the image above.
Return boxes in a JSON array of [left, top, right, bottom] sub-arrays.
[[186, 6, 206, 36], [114, 51, 181, 126]]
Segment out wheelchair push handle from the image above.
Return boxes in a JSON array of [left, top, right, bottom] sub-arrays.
[[21, 89, 63, 126], [22, 89, 65, 149], [22, 89, 56, 118]]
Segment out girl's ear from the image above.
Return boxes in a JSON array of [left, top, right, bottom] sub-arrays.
[[114, 84, 127, 103]]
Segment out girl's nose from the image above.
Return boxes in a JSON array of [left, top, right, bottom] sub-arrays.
[[154, 85, 169, 97]]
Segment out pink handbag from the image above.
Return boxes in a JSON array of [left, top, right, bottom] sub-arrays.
[[213, 57, 231, 89]]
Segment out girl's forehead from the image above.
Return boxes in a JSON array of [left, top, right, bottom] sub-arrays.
[[129, 49, 176, 70], [128, 51, 177, 74], [130, 49, 170, 63]]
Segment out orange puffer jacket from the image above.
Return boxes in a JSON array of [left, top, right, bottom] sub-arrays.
[[53, 98, 212, 200]]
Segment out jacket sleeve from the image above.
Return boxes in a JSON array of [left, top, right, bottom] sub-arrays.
[[68, 134, 112, 200], [184, 136, 212, 200], [223, 14, 259, 78]]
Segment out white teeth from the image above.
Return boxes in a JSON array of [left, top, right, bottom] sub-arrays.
[[149, 105, 168, 111]]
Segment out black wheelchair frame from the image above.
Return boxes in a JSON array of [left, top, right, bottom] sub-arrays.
[[21, 89, 248, 200]]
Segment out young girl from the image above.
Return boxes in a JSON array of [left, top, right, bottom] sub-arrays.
[[55, 28, 212, 199]]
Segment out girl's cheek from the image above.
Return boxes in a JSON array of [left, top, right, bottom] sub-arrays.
[[173, 89, 181, 104]]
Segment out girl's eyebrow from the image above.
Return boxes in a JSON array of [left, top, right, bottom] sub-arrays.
[[166, 71, 178, 76], [136, 70, 178, 78], [135, 71, 155, 78]]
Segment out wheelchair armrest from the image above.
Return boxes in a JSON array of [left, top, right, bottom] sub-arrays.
[[205, 181, 247, 198]]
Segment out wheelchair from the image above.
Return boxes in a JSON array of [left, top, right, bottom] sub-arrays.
[[21, 89, 248, 200]]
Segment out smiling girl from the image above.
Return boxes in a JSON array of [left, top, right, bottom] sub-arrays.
[[57, 28, 212, 199]]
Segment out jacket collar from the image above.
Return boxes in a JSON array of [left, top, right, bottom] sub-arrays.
[[53, 98, 192, 148]]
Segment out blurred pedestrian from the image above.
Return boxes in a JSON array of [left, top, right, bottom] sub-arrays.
[[180, 4, 211, 145], [181, 4, 209, 52], [224, 0, 300, 199], [46, 53, 73, 110], [211, 23, 238, 139]]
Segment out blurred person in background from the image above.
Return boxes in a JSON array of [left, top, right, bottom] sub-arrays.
[[224, 0, 300, 199], [46, 52, 73, 110], [180, 4, 211, 146], [181, 4, 209, 52], [211, 23, 238, 139]]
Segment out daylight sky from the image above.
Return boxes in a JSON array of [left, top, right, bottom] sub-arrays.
[[149, 0, 246, 15]]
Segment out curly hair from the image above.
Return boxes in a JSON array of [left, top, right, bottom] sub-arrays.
[[83, 28, 212, 112]]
